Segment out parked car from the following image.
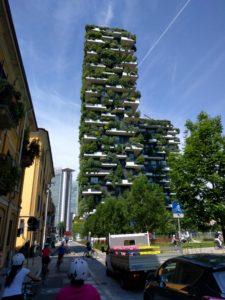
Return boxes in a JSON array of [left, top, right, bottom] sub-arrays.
[[144, 254, 225, 299]]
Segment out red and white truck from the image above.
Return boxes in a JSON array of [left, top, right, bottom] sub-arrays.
[[104, 232, 182, 288]]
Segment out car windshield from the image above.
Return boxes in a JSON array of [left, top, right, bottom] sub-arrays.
[[214, 271, 225, 297]]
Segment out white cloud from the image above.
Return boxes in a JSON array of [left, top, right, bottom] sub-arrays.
[[97, 2, 114, 26]]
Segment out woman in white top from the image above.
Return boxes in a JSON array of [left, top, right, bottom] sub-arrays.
[[2, 253, 41, 300]]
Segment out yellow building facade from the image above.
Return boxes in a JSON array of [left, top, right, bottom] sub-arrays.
[[0, 0, 38, 264], [0, 1, 55, 266], [16, 129, 54, 252]]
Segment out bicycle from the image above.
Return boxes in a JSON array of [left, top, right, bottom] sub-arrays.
[[41, 259, 50, 285], [82, 249, 98, 259], [22, 282, 35, 300], [56, 254, 64, 271]]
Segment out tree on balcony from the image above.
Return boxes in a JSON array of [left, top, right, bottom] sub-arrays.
[[0, 153, 20, 196], [0, 78, 24, 127], [21, 130, 40, 168]]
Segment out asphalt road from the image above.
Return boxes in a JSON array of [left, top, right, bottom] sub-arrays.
[[34, 241, 143, 300]]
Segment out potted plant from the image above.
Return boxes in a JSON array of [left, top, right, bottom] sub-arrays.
[[0, 153, 20, 195], [21, 130, 40, 168], [0, 78, 24, 128]]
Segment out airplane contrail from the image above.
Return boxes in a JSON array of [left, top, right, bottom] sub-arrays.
[[139, 0, 192, 67]]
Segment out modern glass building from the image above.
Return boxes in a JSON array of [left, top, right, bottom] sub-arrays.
[[51, 168, 77, 231]]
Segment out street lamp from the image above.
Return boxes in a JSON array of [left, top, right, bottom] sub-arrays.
[[42, 186, 50, 248]]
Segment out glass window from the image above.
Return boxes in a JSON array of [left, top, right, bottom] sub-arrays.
[[158, 261, 177, 283], [214, 271, 225, 294], [90, 177, 98, 184], [124, 240, 135, 246], [175, 262, 204, 285]]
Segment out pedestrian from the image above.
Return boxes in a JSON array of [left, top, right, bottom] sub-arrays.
[[2, 253, 41, 300], [42, 243, 51, 272], [54, 258, 101, 300]]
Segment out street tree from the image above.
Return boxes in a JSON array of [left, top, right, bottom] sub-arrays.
[[169, 112, 225, 237], [125, 175, 172, 233]]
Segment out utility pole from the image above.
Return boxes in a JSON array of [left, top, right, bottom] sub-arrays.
[[42, 187, 50, 248]]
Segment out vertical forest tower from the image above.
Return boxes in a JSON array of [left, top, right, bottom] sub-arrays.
[[79, 25, 180, 215], [79, 25, 140, 212]]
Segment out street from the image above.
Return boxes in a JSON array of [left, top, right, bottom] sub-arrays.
[[34, 241, 143, 300]]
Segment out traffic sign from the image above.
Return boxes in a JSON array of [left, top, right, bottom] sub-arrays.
[[172, 202, 184, 218]]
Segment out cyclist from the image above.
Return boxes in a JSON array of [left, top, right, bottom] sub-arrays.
[[55, 258, 101, 300], [85, 241, 92, 257], [42, 243, 51, 272], [56, 242, 65, 269], [215, 231, 223, 248], [2, 253, 41, 300]]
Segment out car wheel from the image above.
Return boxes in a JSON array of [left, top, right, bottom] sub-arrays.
[[144, 292, 154, 300], [119, 275, 129, 289]]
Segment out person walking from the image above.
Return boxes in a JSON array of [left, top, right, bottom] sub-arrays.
[[2, 253, 41, 300], [54, 258, 101, 300], [41, 244, 51, 272]]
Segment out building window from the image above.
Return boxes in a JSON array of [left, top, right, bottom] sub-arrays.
[[90, 177, 98, 184]]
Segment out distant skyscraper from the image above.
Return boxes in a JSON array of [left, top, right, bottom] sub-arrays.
[[51, 168, 77, 232]]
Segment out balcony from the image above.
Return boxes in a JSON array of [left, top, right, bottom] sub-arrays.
[[82, 188, 102, 195], [83, 135, 97, 143], [101, 112, 116, 119], [87, 38, 105, 44], [126, 161, 143, 170], [84, 119, 108, 126], [86, 50, 97, 56], [112, 107, 125, 113], [101, 162, 117, 167], [148, 138, 157, 143], [124, 113, 139, 124], [106, 179, 132, 186], [122, 72, 138, 83], [162, 167, 170, 171], [85, 171, 110, 176], [116, 154, 127, 160], [106, 128, 135, 136], [125, 144, 143, 154], [144, 155, 164, 160], [84, 151, 107, 158], [102, 35, 114, 40], [85, 103, 107, 111], [168, 139, 179, 144], [121, 36, 135, 46], [85, 76, 107, 84], [118, 179, 132, 186], [106, 85, 130, 92], [124, 99, 139, 109], [85, 90, 100, 99], [122, 61, 137, 70], [112, 66, 123, 73], [89, 63, 106, 69]]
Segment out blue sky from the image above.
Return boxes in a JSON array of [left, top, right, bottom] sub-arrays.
[[9, 0, 225, 178]]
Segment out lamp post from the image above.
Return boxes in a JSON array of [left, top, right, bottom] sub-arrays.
[[42, 186, 50, 248]]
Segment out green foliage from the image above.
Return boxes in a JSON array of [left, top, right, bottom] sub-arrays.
[[0, 78, 25, 125], [0, 153, 20, 195], [57, 222, 65, 237], [72, 217, 84, 237], [21, 130, 40, 168], [82, 175, 172, 236], [169, 112, 225, 234]]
